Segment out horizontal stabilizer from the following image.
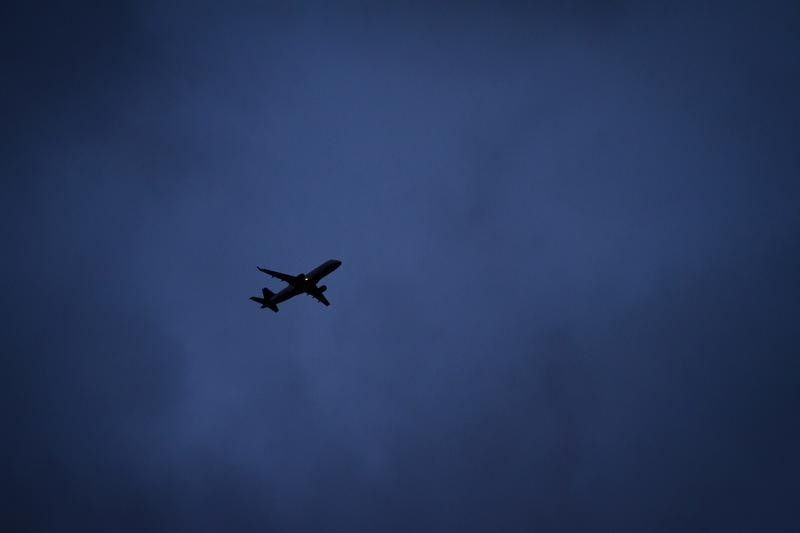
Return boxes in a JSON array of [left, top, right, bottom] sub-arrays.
[[250, 294, 278, 312]]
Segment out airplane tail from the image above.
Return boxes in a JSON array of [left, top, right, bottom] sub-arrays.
[[249, 288, 279, 312]]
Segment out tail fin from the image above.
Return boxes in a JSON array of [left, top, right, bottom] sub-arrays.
[[250, 288, 279, 312]]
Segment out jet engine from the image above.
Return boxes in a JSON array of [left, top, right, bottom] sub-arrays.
[[318, 285, 327, 293]]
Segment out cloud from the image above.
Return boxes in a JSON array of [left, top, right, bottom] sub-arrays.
[[4, 1, 799, 531]]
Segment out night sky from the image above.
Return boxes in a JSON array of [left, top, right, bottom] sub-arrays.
[[4, 1, 799, 531]]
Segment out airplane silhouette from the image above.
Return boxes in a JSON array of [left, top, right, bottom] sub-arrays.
[[250, 259, 341, 312]]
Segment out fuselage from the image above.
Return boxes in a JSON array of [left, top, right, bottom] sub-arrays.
[[305, 259, 342, 282], [269, 259, 341, 305]]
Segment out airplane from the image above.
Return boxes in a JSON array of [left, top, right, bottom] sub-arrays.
[[249, 259, 341, 312]]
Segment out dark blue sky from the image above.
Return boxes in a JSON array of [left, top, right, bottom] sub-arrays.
[[4, 2, 799, 531]]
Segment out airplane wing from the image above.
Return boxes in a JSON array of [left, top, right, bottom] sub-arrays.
[[309, 291, 330, 306], [257, 267, 296, 284]]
